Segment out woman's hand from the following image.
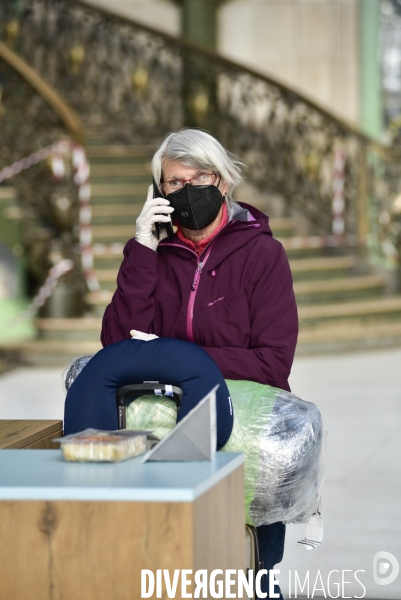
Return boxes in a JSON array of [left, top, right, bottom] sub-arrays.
[[135, 185, 174, 251], [130, 330, 159, 341]]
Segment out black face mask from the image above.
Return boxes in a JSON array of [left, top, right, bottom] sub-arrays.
[[166, 183, 224, 230]]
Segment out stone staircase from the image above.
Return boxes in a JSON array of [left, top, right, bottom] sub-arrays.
[[2, 141, 401, 365]]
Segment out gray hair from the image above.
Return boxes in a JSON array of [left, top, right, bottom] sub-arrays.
[[151, 129, 245, 197]]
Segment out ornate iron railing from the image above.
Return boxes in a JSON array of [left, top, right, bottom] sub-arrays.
[[1, 0, 401, 268], [0, 43, 85, 302]]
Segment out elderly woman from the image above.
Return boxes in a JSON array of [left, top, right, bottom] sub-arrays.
[[101, 129, 297, 390], [100, 129, 298, 599]]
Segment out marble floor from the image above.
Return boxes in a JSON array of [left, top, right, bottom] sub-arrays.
[[281, 348, 401, 600]]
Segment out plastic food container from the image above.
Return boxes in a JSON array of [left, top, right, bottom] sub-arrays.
[[57, 429, 149, 462]]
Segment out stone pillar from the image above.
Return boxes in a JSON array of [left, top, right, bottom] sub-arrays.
[[181, 0, 217, 49], [170, 0, 231, 128], [360, 0, 383, 139], [173, 0, 223, 128]]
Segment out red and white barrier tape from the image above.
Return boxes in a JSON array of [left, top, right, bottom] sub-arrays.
[[332, 148, 346, 237], [0, 144, 55, 183], [0, 139, 99, 293]]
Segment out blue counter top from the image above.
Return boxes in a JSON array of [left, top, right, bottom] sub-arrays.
[[0, 450, 243, 502]]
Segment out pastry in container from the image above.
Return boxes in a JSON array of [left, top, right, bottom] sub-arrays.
[[57, 429, 149, 462]]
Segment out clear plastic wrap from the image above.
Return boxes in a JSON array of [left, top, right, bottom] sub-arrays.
[[245, 388, 324, 527], [62, 354, 95, 392], [126, 379, 325, 527], [126, 396, 177, 440], [58, 428, 148, 462]]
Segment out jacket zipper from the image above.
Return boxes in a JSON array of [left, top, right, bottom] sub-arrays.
[[161, 220, 236, 342], [186, 246, 213, 342]]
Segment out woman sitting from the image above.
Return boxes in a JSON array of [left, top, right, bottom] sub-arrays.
[[99, 128, 298, 599]]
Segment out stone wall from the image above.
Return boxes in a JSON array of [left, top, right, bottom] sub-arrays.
[[219, 0, 360, 124], [81, 0, 181, 35]]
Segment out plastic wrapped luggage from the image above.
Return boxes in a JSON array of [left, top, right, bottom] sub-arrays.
[[125, 380, 324, 527], [64, 357, 325, 527]]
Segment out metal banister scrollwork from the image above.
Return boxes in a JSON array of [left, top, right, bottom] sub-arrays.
[[0, 46, 86, 309], [0, 40, 83, 143], [1, 0, 401, 268]]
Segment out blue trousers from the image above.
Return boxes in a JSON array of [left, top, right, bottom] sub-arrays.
[[64, 338, 233, 449], [257, 522, 285, 599]]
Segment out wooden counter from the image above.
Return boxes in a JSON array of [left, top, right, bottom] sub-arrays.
[[0, 420, 62, 449], [0, 450, 245, 599]]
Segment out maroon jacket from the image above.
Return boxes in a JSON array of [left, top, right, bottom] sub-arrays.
[[101, 202, 298, 391]]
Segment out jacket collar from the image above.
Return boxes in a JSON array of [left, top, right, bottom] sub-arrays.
[[228, 200, 250, 222], [158, 201, 272, 268]]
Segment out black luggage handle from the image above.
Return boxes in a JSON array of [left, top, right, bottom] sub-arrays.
[[116, 383, 183, 429]]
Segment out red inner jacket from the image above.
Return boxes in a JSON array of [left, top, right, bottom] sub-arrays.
[[101, 202, 298, 391]]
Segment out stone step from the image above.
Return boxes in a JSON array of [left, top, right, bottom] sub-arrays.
[[284, 246, 335, 259], [298, 296, 401, 323], [282, 237, 359, 259], [36, 317, 101, 329], [294, 274, 387, 304], [92, 244, 124, 270], [0, 186, 17, 203], [90, 193, 148, 205], [91, 204, 142, 219], [90, 204, 143, 227], [297, 318, 401, 355], [36, 317, 102, 342], [91, 224, 136, 241], [84, 128, 155, 147], [290, 256, 358, 280], [95, 269, 118, 283], [86, 290, 113, 316], [269, 217, 298, 238], [91, 182, 149, 199], [0, 339, 102, 367], [86, 144, 156, 157], [90, 162, 152, 179], [86, 145, 155, 160]]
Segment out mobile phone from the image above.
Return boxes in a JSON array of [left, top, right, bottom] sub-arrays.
[[153, 179, 174, 239]]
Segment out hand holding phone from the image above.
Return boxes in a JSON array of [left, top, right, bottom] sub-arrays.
[[135, 184, 174, 251], [153, 179, 174, 240]]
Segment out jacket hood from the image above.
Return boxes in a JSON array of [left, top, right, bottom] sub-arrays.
[[230, 201, 272, 233]]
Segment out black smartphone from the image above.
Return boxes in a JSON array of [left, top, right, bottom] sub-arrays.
[[153, 179, 175, 240]]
